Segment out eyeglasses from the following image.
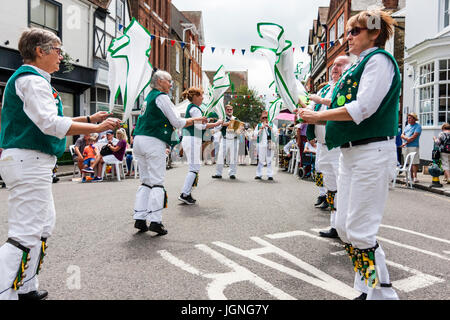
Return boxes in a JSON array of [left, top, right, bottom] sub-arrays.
[[226, 109, 233, 111], [51, 47, 62, 55], [261, 117, 268, 120], [347, 27, 368, 37]]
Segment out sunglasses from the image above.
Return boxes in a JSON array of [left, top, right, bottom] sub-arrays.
[[347, 27, 368, 37], [261, 117, 268, 120], [51, 47, 62, 55]]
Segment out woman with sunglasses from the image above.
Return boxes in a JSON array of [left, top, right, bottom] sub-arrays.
[[299, 10, 400, 300], [178, 87, 222, 205], [0, 28, 120, 300], [254, 111, 275, 180]]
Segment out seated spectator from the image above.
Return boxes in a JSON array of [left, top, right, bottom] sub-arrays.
[[94, 128, 128, 180], [81, 136, 99, 182], [304, 140, 317, 154], [433, 123, 450, 183], [73, 134, 90, 173], [98, 130, 119, 145]]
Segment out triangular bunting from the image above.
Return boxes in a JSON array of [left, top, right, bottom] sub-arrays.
[[200, 45, 205, 53], [181, 42, 186, 49], [301, 46, 305, 52], [330, 41, 334, 47], [150, 35, 155, 41], [160, 37, 165, 45], [241, 49, 246, 55], [170, 40, 175, 46], [320, 43, 325, 49], [231, 49, 236, 55], [211, 47, 215, 53], [339, 38, 343, 45]]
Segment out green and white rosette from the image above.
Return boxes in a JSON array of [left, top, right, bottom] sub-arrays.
[[107, 17, 153, 122], [251, 23, 307, 113], [204, 65, 231, 120]]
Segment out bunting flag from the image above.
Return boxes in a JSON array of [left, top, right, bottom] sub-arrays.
[[232, 49, 236, 55], [107, 17, 153, 123], [250, 23, 306, 113], [211, 47, 216, 53], [200, 45, 205, 53], [204, 65, 231, 120], [170, 39, 175, 46], [241, 49, 246, 55], [160, 37, 165, 45], [181, 42, 186, 49]]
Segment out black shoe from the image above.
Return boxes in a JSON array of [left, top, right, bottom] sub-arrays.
[[18, 290, 48, 300], [178, 193, 196, 205], [134, 219, 148, 232], [268, 177, 273, 181], [148, 222, 168, 235], [212, 175, 222, 179], [229, 175, 236, 179], [319, 228, 339, 238], [353, 293, 367, 300], [317, 201, 329, 210], [255, 176, 262, 180], [314, 195, 327, 206]]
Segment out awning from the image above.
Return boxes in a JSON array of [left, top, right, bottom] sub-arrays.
[[275, 112, 295, 121]]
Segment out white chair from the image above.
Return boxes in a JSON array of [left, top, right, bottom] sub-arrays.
[[392, 151, 417, 189], [101, 156, 126, 181], [69, 145, 80, 177], [288, 145, 298, 174], [129, 149, 139, 179]]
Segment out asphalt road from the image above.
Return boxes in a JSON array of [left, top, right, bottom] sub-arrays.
[[0, 162, 449, 301]]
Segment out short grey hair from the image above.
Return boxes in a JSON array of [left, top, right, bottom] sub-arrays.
[[150, 70, 172, 89], [18, 28, 61, 62]]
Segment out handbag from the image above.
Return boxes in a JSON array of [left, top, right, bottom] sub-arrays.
[[100, 144, 113, 156]]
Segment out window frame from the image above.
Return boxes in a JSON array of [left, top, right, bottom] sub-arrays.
[[28, 0, 63, 40]]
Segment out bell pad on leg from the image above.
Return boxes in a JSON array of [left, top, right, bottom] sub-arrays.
[[354, 243, 379, 288], [315, 172, 324, 187], [6, 238, 31, 290]]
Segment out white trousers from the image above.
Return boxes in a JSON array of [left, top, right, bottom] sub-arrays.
[[216, 138, 238, 176], [317, 143, 340, 228], [181, 136, 202, 196], [133, 136, 167, 223], [314, 144, 327, 197], [256, 143, 273, 178], [335, 140, 398, 300], [0, 149, 56, 300]]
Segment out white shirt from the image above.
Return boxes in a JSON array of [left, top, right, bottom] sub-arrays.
[[155, 94, 186, 129], [283, 139, 297, 154], [345, 47, 395, 125], [186, 104, 206, 132], [304, 141, 317, 153], [314, 82, 335, 144], [15, 65, 73, 139], [254, 123, 275, 145]]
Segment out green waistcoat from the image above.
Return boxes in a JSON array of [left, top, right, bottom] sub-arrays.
[[325, 48, 401, 150], [182, 103, 204, 138], [306, 84, 331, 141], [0, 65, 67, 157], [133, 90, 178, 147]]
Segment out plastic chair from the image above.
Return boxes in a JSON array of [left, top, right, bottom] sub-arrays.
[[129, 149, 139, 179], [101, 156, 126, 181], [69, 145, 80, 177], [392, 151, 417, 189], [288, 146, 298, 173], [292, 146, 301, 176]]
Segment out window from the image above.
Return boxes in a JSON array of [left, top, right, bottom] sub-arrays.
[[116, 0, 125, 30], [29, 0, 62, 38], [438, 59, 450, 124], [418, 62, 435, 126], [329, 25, 336, 47], [443, 0, 450, 29], [337, 14, 345, 38]]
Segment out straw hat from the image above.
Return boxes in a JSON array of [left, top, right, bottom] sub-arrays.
[[407, 113, 418, 121]]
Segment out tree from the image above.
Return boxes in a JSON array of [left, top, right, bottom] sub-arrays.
[[229, 85, 265, 127]]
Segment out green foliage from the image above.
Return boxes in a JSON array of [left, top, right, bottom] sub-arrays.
[[229, 85, 265, 127]]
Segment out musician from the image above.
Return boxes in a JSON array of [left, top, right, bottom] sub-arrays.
[[212, 105, 243, 179], [254, 110, 276, 180]]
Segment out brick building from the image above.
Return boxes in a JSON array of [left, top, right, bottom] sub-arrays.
[[129, 0, 171, 71], [307, 7, 329, 92]]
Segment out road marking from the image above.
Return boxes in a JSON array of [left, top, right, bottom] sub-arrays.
[[158, 246, 295, 300], [213, 237, 359, 300], [376, 236, 450, 261], [268, 229, 446, 293], [380, 224, 450, 245]]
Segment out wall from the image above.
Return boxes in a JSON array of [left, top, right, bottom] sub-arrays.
[[404, 0, 439, 49]]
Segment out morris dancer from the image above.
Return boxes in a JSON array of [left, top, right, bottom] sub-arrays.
[[254, 110, 275, 180], [132, 71, 206, 234], [178, 87, 222, 205], [212, 105, 242, 180], [0, 28, 120, 300], [307, 55, 351, 237], [300, 10, 400, 300]]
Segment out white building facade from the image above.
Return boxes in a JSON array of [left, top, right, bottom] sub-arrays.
[[403, 0, 450, 161]]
